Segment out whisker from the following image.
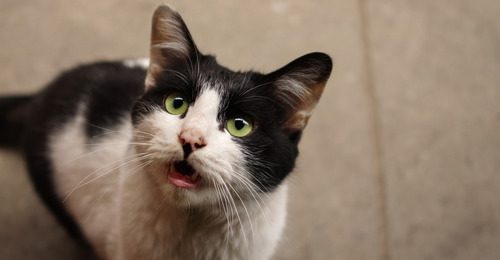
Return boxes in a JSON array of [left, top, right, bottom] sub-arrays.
[[62, 152, 153, 202], [82, 158, 154, 225], [210, 179, 231, 258], [226, 181, 255, 258], [219, 179, 249, 252], [230, 172, 272, 227], [85, 122, 156, 139], [231, 172, 267, 209]]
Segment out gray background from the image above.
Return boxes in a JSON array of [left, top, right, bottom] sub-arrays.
[[1, 0, 499, 259]]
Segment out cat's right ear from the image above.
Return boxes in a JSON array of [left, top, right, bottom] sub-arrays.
[[145, 5, 198, 89]]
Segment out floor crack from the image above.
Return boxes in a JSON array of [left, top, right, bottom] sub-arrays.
[[357, 0, 391, 259]]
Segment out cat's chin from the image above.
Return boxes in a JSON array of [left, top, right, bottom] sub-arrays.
[[163, 186, 220, 209]]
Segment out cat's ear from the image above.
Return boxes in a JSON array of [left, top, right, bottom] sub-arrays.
[[269, 52, 332, 134], [145, 5, 198, 89]]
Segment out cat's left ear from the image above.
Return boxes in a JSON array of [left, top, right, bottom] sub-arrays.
[[268, 52, 333, 134], [145, 5, 199, 89]]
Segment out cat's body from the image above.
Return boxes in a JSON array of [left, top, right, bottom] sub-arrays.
[[0, 5, 331, 260], [39, 61, 287, 259]]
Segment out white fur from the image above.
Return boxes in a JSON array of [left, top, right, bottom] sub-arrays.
[[123, 58, 149, 69], [49, 89, 288, 260], [50, 105, 132, 256], [275, 76, 310, 107]]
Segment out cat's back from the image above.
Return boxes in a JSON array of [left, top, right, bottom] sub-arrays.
[[29, 60, 146, 136]]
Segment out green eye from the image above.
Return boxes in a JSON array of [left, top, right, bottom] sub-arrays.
[[164, 92, 188, 115], [226, 117, 253, 137]]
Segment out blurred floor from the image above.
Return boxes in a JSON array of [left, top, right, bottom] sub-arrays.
[[0, 0, 499, 259]]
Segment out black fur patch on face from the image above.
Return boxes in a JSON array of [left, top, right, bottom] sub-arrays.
[[214, 71, 299, 193]]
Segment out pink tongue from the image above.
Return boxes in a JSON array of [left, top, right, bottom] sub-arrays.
[[167, 171, 198, 189]]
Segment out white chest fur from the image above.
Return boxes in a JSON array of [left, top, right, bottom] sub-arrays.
[[115, 167, 288, 260]]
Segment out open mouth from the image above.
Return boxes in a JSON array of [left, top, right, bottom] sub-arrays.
[[166, 160, 201, 189]]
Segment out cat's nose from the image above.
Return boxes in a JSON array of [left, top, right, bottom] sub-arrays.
[[179, 128, 206, 158]]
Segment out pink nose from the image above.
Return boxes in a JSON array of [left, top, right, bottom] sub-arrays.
[[179, 128, 206, 158]]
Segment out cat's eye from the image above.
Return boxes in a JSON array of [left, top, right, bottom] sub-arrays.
[[164, 92, 189, 115], [226, 117, 253, 137]]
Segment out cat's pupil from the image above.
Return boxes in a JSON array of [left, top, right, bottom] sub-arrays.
[[173, 98, 184, 109], [234, 119, 245, 130]]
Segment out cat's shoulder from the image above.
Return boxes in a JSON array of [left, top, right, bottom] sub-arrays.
[[28, 58, 148, 138], [40, 58, 148, 100], [55, 59, 148, 83]]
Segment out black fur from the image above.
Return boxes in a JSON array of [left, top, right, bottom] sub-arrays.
[[0, 95, 32, 148]]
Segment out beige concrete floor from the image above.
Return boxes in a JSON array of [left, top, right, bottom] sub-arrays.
[[0, 0, 499, 259]]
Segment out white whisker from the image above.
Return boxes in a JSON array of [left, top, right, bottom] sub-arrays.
[[62, 152, 153, 202]]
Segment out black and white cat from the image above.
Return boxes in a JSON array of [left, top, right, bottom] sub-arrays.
[[0, 5, 332, 260]]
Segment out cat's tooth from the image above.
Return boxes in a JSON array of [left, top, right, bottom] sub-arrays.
[[191, 172, 199, 181]]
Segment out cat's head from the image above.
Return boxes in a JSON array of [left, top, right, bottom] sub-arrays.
[[132, 5, 332, 207]]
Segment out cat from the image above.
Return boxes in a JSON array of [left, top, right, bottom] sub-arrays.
[[0, 5, 332, 260]]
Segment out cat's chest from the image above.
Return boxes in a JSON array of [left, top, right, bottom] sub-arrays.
[[115, 169, 275, 260], [117, 206, 248, 260]]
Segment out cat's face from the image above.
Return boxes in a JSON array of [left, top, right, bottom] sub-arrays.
[[131, 6, 332, 207]]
